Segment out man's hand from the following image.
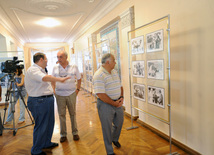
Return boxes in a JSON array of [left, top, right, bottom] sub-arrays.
[[115, 98, 123, 107], [75, 89, 79, 95], [60, 76, 71, 83], [0, 97, 2, 102]]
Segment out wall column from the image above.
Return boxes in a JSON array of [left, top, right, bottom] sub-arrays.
[[119, 6, 137, 116]]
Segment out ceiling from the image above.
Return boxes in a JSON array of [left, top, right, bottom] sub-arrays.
[[0, 0, 122, 45]]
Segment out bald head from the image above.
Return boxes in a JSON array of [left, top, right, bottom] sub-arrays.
[[58, 50, 68, 58], [57, 50, 68, 66]]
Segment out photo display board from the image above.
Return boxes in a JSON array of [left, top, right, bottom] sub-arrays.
[[128, 16, 170, 122], [100, 26, 121, 79], [95, 39, 110, 70], [83, 48, 93, 92]]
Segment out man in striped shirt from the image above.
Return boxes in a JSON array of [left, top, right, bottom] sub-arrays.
[[93, 53, 124, 155]]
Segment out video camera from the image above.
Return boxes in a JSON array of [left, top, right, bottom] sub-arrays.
[[1, 56, 24, 73]]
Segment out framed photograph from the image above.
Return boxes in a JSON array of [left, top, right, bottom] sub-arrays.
[[86, 74, 90, 82], [89, 75, 93, 83], [131, 36, 144, 55], [147, 86, 165, 108], [146, 29, 163, 53], [132, 60, 145, 78], [133, 83, 145, 102], [147, 60, 164, 80]]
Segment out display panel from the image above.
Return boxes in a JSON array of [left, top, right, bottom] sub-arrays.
[[128, 15, 170, 122]]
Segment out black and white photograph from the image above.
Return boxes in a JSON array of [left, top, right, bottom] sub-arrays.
[[88, 63, 92, 71], [133, 83, 145, 102], [147, 60, 164, 80], [147, 86, 164, 108], [86, 73, 90, 82], [96, 48, 102, 58], [89, 75, 93, 83], [131, 36, 144, 54], [85, 64, 89, 71], [132, 61, 145, 78], [146, 29, 163, 53]]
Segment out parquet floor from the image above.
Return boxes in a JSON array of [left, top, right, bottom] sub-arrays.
[[0, 91, 188, 155]]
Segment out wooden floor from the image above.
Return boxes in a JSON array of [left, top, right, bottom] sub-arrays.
[[0, 91, 188, 155]]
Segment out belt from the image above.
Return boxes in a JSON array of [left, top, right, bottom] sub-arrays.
[[40, 94, 53, 98], [34, 94, 53, 98], [97, 98, 120, 101]]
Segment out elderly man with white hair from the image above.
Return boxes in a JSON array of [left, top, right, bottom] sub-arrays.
[[52, 50, 81, 143]]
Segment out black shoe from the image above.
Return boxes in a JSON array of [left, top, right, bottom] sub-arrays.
[[60, 136, 67, 143], [43, 142, 58, 149], [107, 153, 115, 155], [73, 134, 80, 141], [31, 151, 46, 155], [112, 141, 121, 148]]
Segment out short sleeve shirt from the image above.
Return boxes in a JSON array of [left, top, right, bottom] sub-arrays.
[[93, 66, 121, 100], [52, 64, 81, 96], [25, 64, 53, 97]]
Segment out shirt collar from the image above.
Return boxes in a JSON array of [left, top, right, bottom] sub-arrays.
[[33, 63, 46, 73], [59, 62, 70, 69], [101, 66, 112, 75]]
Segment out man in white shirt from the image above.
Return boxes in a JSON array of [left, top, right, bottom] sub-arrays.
[[25, 52, 70, 155], [52, 50, 81, 143]]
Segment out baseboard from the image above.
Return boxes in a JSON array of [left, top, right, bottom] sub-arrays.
[[136, 119, 201, 155], [0, 102, 8, 106], [124, 111, 139, 120]]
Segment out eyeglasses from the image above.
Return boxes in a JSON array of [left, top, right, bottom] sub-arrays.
[[59, 71, 67, 77]]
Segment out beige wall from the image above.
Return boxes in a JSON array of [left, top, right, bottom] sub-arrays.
[[0, 24, 23, 51], [72, 0, 214, 154]]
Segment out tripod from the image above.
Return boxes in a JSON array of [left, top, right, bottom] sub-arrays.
[[0, 73, 34, 136]]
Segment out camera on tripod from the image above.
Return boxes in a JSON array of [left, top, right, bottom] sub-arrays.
[[1, 56, 24, 73]]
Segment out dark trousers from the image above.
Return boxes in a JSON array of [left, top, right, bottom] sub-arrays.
[[27, 96, 55, 154], [97, 98, 124, 154]]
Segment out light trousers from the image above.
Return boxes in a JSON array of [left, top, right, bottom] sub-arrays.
[[55, 92, 78, 137]]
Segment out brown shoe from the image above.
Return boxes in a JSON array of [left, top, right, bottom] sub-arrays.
[[60, 137, 67, 143], [73, 135, 79, 141], [18, 121, 25, 124], [4, 121, 11, 125]]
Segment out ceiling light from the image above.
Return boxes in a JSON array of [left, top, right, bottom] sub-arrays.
[[36, 18, 61, 27]]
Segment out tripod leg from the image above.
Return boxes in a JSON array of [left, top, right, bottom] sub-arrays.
[[0, 113, 3, 136]]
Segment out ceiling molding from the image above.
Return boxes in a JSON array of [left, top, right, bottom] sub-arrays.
[[0, 0, 122, 45], [68, 0, 123, 44]]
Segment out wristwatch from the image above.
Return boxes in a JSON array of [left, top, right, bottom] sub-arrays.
[[120, 96, 124, 99], [76, 89, 80, 91]]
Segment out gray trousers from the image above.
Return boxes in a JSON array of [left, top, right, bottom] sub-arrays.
[[97, 99, 124, 154], [55, 92, 78, 137]]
